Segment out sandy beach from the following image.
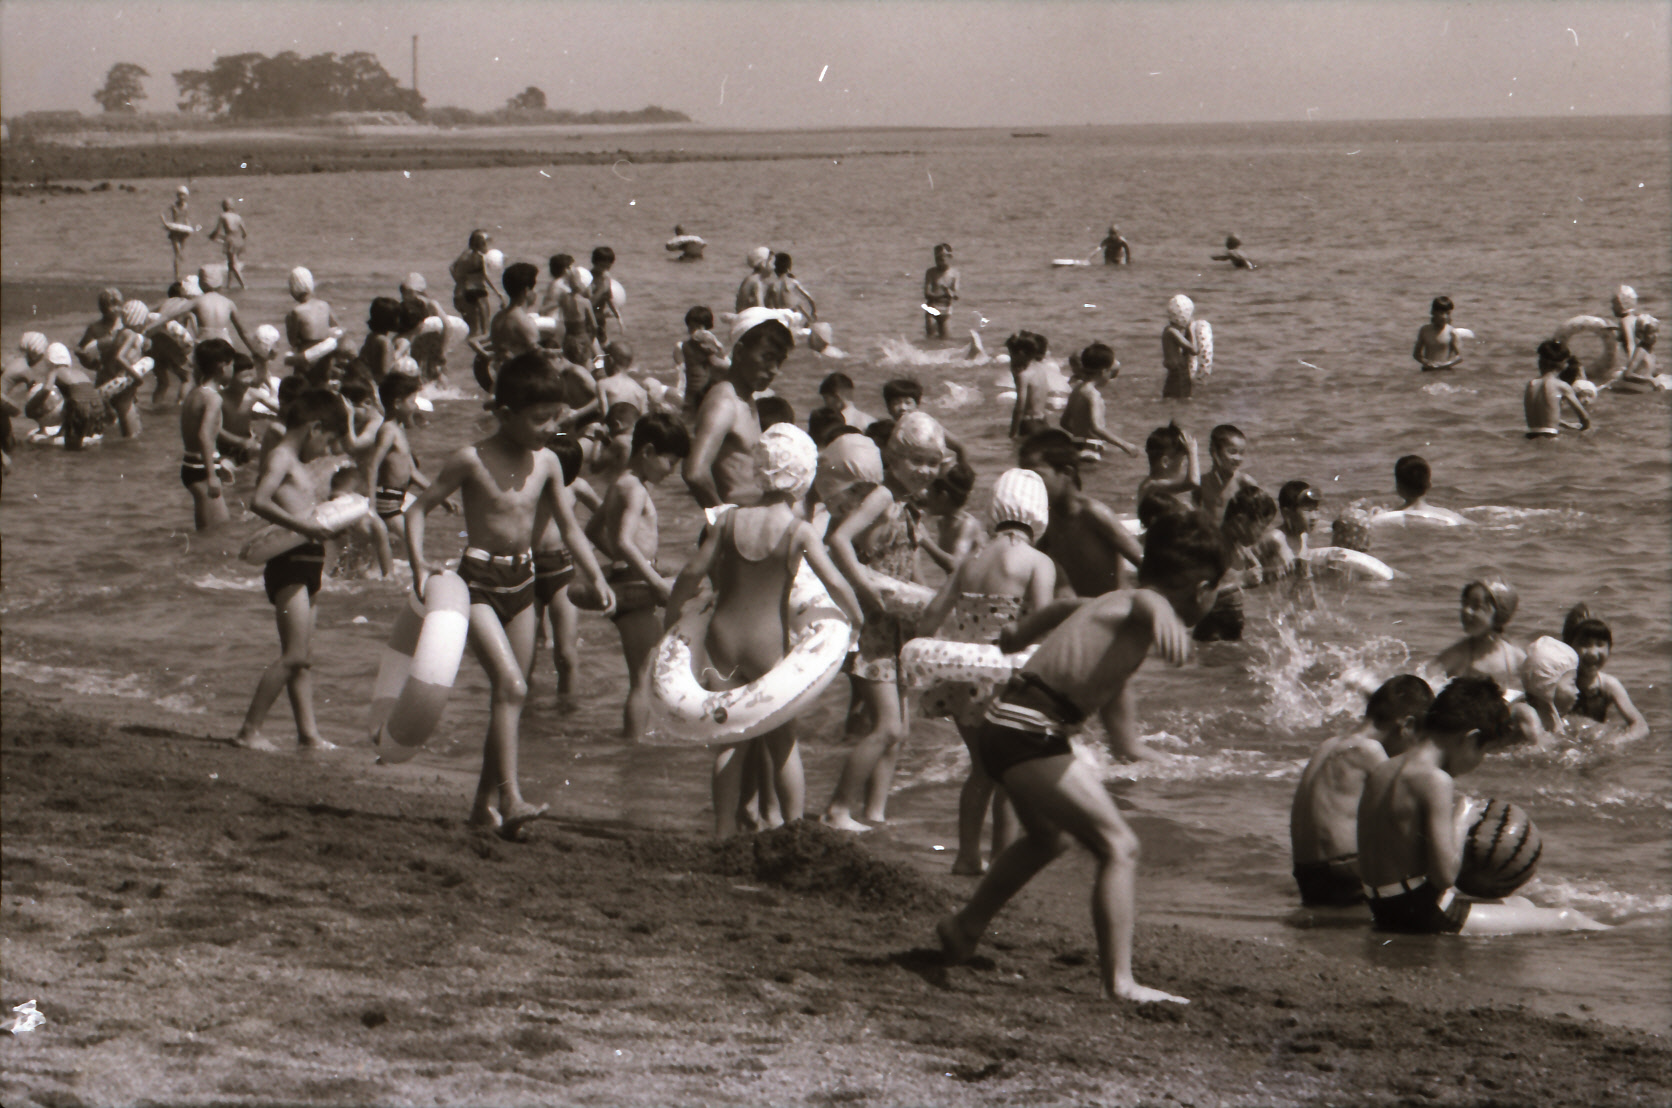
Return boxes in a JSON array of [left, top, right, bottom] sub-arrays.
[[2, 685, 1666, 1107]]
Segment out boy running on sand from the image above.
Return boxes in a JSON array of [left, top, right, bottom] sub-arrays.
[[1357, 676, 1605, 934], [235, 388, 349, 751], [936, 509, 1228, 1004], [573, 413, 690, 738], [179, 338, 237, 530], [208, 198, 248, 289], [1525, 339, 1592, 438], [1020, 430, 1145, 598], [1412, 296, 1462, 371], [923, 244, 959, 337], [406, 353, 613, 839], [1060, 342, 1138, 457], [1290, 675, 1432, 906]]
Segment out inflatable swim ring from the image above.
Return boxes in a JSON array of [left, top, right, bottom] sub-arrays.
[[373, 571, 472, 763], [239, 493, 370, 564], [900, 638, 1037, 688], [27, 427, 101, 448], [162, 220, 197, 235], [1454, 797, 1541, 899], [1368, 506, 1466, 528], [96, 357, 153, 402], [1189, 319, 1214, 382], [648, 561, 853, 747], [570, 268, 627, 311], [666, 234, 706, 260], [368, 590, 426, 737], [1551, 315, 1619, 375], [1301, 546, 1395, 581], [871, 572, 934, 619], [1051, 258, 1092, 267]]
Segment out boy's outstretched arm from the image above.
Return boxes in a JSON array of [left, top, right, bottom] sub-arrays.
[[681, 395, 732, 508], [997, 597, 1087, 653], [1604, 676, 1650, 743]]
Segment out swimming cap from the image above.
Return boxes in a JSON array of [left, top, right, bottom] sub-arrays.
[[484, 249, 505, 277], [885, 410, 948, 467], [401, 272, 428, 294], [1614, 284, 1638, 312], [729, 306, 799, 350], [1521, 636, 1578, 703], [990, 467, 1050, 540], [1464, 573, 1519, 631], [288, 267, 315, 299], [19, 332, 48, 358], [176, 184, 189, 196], [752, 422, 819, 499], [98, 288, 123, 311], [254, 323, 282, 354], [746, 246, 771, 269], [180, 275, 202, 298], [814, 434, 884, 506], [198, 263, 226, 291], [121, 300, 149, 329], [1331, 509, 1372, 553], [45, 342, 72, 367], [1167, 294, 1194, 328]]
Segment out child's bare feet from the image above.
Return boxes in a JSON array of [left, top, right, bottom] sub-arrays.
[[498, 801, 548, 842], [466, 806, 503, 833], [298, 733, 337, 750], [234, 727, 282, 753], [936, 914, 979, 964], [821, 811, 872, 833], [1109, 979, 1190, 1005], [950, 857, 985, 876]]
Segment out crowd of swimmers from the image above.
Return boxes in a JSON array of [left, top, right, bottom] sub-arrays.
[[0, 199, 1656, 1008]]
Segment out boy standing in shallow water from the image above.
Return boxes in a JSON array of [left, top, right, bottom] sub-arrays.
[[236, 389, 349, 751], [1412, 295, 1462, 371], [922, 243, 959, 338], [1525, 339, 1592, 438], [179, 338, 236, 531], [406, 353, 613, 839], [1198, 423, 1254, 524], [936, 509, 1228, 1005]]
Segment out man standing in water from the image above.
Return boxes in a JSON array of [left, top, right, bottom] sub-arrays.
[[682, 308, 795, 509], [208, 199, 249, 290]]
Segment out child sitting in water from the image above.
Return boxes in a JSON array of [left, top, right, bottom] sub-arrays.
[[1381, 454, 1468, 525], [1290, 675, 1433, 906], [936, 509, 1229, 1005], [1357, 676, 1605, 934], [917, 462, 982, 575], [1211, 234, 1256, 270], [1412, 295, 1463, 371], [1006, 331, 1053, 439], [1564, 614, 1650, 742], [666, 424, 862, 836], [235, 388, 349, 751], [1134, 422, 1201, 516], [1525, 339, 1593, 439], [823, 411, 948, 832], [573, 413, 690, 739], [916, 468, 1056, 875], [1612, 319, 1659, 390], [1435, 574, 1525, 688], [1161, 296, 1200, 400], [1060, 342, 1138, 458]]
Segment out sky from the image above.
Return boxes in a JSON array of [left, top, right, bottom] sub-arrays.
[[1, 0, 1667, 127]]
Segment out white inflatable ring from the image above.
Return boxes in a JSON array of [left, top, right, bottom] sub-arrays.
[[900, 638, 1037, 688], [1190, 319, 1214, 381], [1552, 315, 1618, 374], [871, 572, 934, 619], [570, 267, 627, 310], [240, 493, 369, 564], [1300, 546, 1395, 581], [648, 562, 853, 747], [374, 571, 472, 763]]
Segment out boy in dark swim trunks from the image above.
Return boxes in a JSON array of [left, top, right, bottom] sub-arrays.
[[368, 373, 438, 553], [571, 413, 690, 737], [1357, 676, 1605, 935], [532, 435, 602, 699], [1290, 675, 1432, 907], [235, 389, 349, 751], [179, 338, 237, 530], [406, 353, 613, 839], [936, 509, 1228, 1006]]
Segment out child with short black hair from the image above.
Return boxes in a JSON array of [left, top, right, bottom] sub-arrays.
[[1211, 233, 1255, 270], [1389, 453, 1467, 524], [1060, 342, 1137, 458], [406, 352, 612, 839], [179, 338, 237, 529], [1195, 484, 1291, 642], [1525, 338, 1593, 439], [1565, 616, 1649, 742], [1006, 331, 1052, 438], [679, 305, 728, 413], [1199, 423, 1254, 523], [235, 388, 350, 751], [807, 405, 847, 447], [918, 462, 981, 574], [881, 376, 924, 419], [1134, 422, 1201, 515], [588, 246, 622, 342], [923, 243, 959, 337], [756, 394, 795, 430], [1435, 574, 1524, 687], [819, 371, 875, 430], [1277, 480, 1322, 557], [1412, 295, 1462, 371], [937, 508, 1229, 1004], [369, 373, 435, 551], [361, 296, 404, 381], [533, 434, 601, 698]]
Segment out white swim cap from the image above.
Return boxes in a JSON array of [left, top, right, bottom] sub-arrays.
[[45, 342, 72, 367], [1167, 294, 1194, 328], [752, 423, 819, 499], [19, 332, 48, 358], [121, 300, 149, 329], [746, 246, 772, 269], [990, 468, 1050, 541], [1614, 284, 1638, 312], [288, 266, 315, 299], [401, 272, 428, 294], [198, 263, 226, 291], [443, 315, 469, 345], [180, 275, 202, 298], [814, 434, 884, 506], [1521, 636, 1578, 703], [886, 410, 948, 466], [418, 314, 445, 335], [729, 306, 799, 351], [254, 323, 282, 354], [176, 184, 189, 196]]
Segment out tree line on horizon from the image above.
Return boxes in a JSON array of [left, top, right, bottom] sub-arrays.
[[20, 54, 688, 128]]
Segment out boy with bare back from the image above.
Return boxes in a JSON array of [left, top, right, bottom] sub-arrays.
[[473, 261, 543, 389], [1060, 342, 1138, 457], [283, 268, 341, 380], [208, 199, 249, 289], [936, 509, 1228, 1005], [683, 308, 795, 508], [235, 388, 349, 751], [405, 353, 613, 839], [1525, 339, 1593, 438], [571, 413, 690, 737], [1019, 430, 1145, 597], [180, 338, 237, 530], [368, 373, 434, 551]]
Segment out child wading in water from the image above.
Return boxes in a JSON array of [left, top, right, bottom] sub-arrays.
[[235, 389, 348, 751], [936, 509, 1228, 1004], [915, 468, 1056, 875], [406, 353, 613, 840], [667, 424, 862, 836], [823, 411, 947, 831]]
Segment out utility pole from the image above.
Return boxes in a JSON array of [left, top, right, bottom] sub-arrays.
[[411, 35, 419, 94]]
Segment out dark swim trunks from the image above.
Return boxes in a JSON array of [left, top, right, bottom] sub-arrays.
[[604, 563, 661, 622], [374, 485, 407, 521], [458, 549, 536, 626], [180, 451, 215, 488], [1294, 855, 1364, 907], [1017, 416, 1050, 438], [533, 548, 576, 605], [1192, 585, 1245, 643], [972, 673, 1087, 780], [1365, 878, 1471, 934], [263, 543, 326, 605]]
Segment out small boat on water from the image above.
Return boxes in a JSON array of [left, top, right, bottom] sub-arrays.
[[1011, 132, 1049, 139]]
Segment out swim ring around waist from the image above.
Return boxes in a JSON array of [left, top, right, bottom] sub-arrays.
[[899, 638, 1038, 689], [648, 561, 853, 747]]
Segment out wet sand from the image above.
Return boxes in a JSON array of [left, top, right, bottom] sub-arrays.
[[2, 686, 1666, 1107]]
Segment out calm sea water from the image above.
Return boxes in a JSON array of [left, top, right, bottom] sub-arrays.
[[4, 118, 1668, 1032]]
